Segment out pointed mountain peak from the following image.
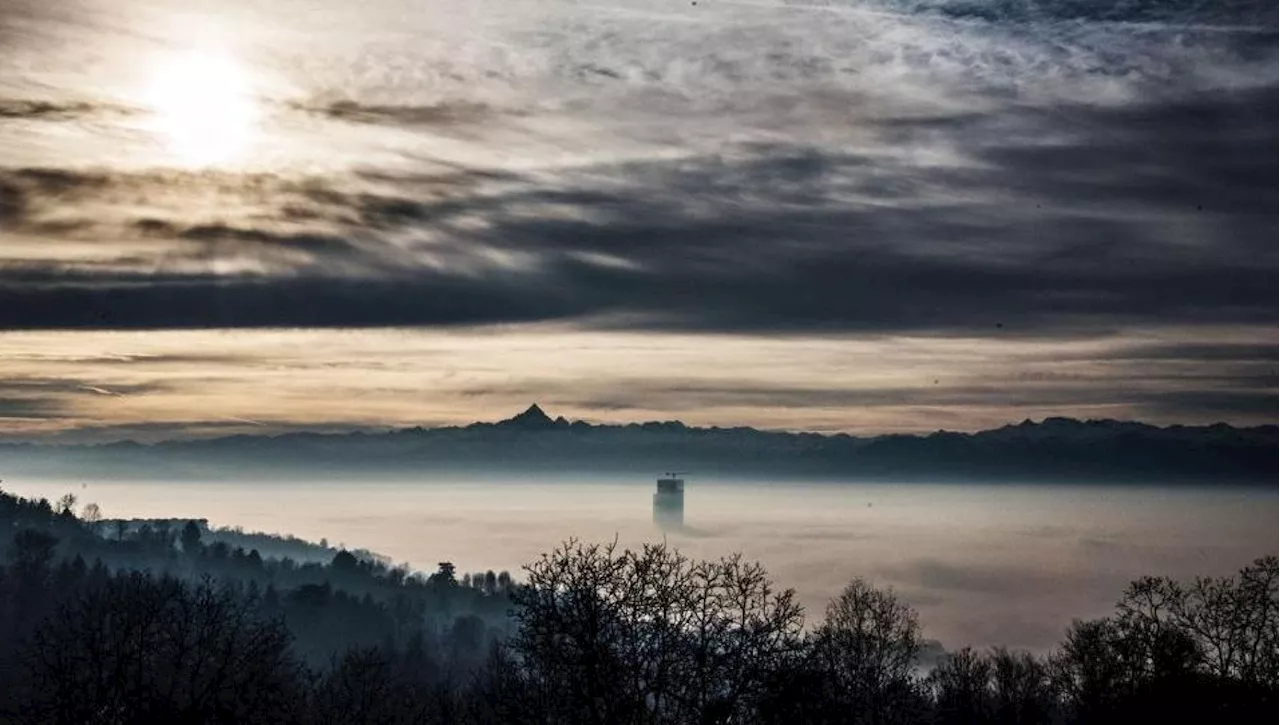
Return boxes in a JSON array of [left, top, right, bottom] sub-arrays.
[[519, 403, 549, 420], [500, 403, 556, 429]]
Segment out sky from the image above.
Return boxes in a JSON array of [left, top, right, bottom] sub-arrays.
[[0, 0, 1276, 442]]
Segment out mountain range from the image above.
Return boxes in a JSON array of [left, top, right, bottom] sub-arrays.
[[1, 405, 1274, 485]]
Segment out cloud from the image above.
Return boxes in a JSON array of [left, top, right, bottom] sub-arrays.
[[0, 325, 1269, 440], [1078, 342, 1277, 363], [0, 397, 71, 420], [132, 219, 363, 264], [0, 99, 131, 120], [0, 377, 166, 420], [0, 0, 1275, 437], [1142, 389, 1278, 417], [0, 167, 145, 237], [457, 374, 1277, 422], [0, 419, 377, 444], [77, 384, 125, 397], [1, 83, 1274, 337], [0, 377, 162, 396], [848, 0, 1276, 29], [290, 99, 499, 128]]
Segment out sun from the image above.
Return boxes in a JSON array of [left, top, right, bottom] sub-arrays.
[[144, 50, 259, 167]]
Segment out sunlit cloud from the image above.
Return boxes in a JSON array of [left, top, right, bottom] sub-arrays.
[[0, 326, 1272, 442]]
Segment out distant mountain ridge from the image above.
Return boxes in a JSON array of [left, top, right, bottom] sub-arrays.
[[1, 406, 1275, 484]]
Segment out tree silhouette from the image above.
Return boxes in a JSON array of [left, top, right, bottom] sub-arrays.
[[928, 647, 994, 723], [54, 494, 76, 517], [180, 520, 203, 556], [809, 577, 925, 723], [16, 573, 304, 725], [7, 530, 59, 589], [79, 503, 102, 524], [512, 539, 804, 725], [310, 647, 429, 725]]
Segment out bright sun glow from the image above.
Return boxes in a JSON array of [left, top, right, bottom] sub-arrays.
[[144, 50, 259, 167]]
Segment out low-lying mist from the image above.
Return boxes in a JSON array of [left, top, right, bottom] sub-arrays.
[[3, 475, 1274, 652]]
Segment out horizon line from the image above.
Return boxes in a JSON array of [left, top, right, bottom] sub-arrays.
[[2, 406, 1274, 448]]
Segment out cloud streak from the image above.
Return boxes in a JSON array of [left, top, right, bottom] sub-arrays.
[[0, 99, 133, 120]]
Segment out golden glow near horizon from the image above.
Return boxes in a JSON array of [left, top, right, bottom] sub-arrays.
[[142, 48, 259, 167], [0, 326, 1271, 443]]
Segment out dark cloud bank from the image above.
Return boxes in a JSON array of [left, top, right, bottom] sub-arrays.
[[1, 89, 1275, 336]]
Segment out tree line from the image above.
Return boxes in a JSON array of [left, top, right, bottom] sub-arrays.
[[1, 485, 1274, 723]]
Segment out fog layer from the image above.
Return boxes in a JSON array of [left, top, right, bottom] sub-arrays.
[[3, 477, 1272, 652]]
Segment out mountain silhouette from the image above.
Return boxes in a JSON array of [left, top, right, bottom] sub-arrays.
[[0, 408, 1273, 484], [496, 404, 557, 430]]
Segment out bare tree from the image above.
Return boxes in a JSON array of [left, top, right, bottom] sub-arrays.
[[17, 573, 304, 724], [1168, 556, 1278, 688], [987, 647, 1058, 724], [928, 647, 992, 723], [1056, 556, 1278, 723], [80, 502, 102, 524], [511, 538, 804, 725], [1232, 556, 1278, 689], [1110, 556, 1278, 688], [309, 647, 429, 725], [54, 493, 76, 517], [7, 530, 59, 588], [810, 578, 924, 724]]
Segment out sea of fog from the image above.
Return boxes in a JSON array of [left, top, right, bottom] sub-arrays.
[[3, 477, 1275, 653]]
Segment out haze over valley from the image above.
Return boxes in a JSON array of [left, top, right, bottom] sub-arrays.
[[3, 474, 1273, 657]]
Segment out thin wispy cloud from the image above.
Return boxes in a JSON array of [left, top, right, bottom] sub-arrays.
[[77, 385, 126, 397]]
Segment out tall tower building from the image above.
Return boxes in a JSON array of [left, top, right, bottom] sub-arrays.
[[653, 473, 685, 530]]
